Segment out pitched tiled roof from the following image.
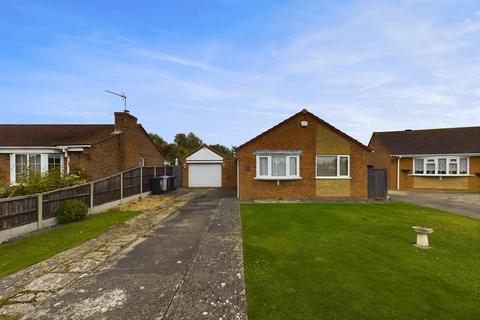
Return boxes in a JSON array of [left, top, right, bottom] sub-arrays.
[[372, 127, 480, 155], [0, 124, 115, 147], [236, 109, 371, 152]]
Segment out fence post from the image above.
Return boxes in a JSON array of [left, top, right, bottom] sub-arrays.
[[90, 182, 94, 214], [139, 166, 143, 199], [37, 193, 43, 229], [120, 172, 124, 203]]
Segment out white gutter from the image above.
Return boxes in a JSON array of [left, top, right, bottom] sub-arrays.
[[391, 153, 480, 157]]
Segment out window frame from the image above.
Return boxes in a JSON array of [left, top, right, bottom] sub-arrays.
[[255, 154, 301, 180], [10, 153, 64, 185], [411, 156, 470, 176], [315, 155, 351, 179]]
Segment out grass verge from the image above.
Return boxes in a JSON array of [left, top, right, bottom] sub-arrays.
[[0, 209, 140, 279], [241, 202, 480, 320]]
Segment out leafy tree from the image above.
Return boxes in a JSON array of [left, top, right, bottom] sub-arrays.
[[209, 144, 235, 159], [149, 132, 234, 163]]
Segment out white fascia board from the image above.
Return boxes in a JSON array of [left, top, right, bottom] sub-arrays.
[[186, 147, 223, 162], [186, 160, 223, 164], [0, 145, 90, 154], [390, 153, 480, 157]]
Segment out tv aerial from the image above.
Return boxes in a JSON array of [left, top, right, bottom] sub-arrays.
[[105, 90, 129, 113]]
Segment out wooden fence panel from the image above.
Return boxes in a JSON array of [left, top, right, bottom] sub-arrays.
[[93, 175, 121, 206], [0, 196, 37, 230], [42, 184, 91, 219], [123, 168, 141, 198], [142, 167, 154, 192]]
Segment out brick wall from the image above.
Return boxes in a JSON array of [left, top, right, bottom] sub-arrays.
[[222, 159, 237, 188], [468, 157, 480, 192], [237, 112, 369, 200], [0, 154, 9, 186]]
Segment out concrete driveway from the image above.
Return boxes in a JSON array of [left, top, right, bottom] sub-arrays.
[[27, 189, 246, 320], [390, 190, 480, 219]]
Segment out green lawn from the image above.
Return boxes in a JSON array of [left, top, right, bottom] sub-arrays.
[[0, 209, 140, 279], [241, 202, 480, 320]]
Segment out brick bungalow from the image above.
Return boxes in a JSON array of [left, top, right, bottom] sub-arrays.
[[368, 127, 480, 192], [0, 111, 164, 185], [235, 109, 371, 200]]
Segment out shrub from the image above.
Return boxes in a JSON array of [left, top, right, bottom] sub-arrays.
[[57, 199, 88, 224], [0, 169, 87, 199]]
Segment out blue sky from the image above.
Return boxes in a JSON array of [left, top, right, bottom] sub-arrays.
[[1, 0, 480, 146]]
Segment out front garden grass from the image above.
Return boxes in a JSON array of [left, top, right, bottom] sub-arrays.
[[241, 202, 480, 320], [0, 209, 140, 279]]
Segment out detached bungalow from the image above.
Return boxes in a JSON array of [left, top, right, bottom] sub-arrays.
[[368, 127, 480, 192], [0, 111, 164, 185], [235, 109, 371, 200]]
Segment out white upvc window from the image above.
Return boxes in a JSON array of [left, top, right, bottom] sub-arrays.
[[412, 156, 469, 176], [255, 153, 301, 179], [316, 155, 350, 179], [10, 153, 64, 184]]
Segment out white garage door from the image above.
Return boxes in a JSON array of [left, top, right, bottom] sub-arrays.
[[188, 164, 222, 187]]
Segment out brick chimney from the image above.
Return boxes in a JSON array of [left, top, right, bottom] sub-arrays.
[[114, 111, 138, 132], [114, 111, 138, 170]]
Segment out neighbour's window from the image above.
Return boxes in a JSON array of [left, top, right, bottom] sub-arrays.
[[425, 159, 436, 174], [437, 158, 447, 174], [316, 155, 350, 178], [414, 159, 424, 174], [460, 158, 468, 174], [256, 153, 300, 179], [15, 154, 28, 183], [413, 156, 469, 176], [448, 158, 458, 174], [29, 154, 41, 173], [48, 154, 62, 171]]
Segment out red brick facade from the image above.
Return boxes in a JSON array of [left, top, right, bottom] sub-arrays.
[[236, 110, 370, 200]]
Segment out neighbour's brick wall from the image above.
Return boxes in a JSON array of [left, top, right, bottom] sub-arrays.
[[237, 113, 369, 200], [0, 154, 10, 186], [69, 136, 123, 180], [413, 176, 468, 190]]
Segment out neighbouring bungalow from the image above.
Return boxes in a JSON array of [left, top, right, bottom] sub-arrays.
[[235, 109, 371, 200], [368, 127, 480, 192], [0, 111, 164, 185]]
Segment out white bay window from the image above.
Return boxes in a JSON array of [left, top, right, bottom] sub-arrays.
[[412, 156, 469, 176], [256, 151, 301, 180]]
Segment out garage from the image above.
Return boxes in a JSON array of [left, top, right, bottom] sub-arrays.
[[188, 163, 222, 187], [184, 146, 225, 188]]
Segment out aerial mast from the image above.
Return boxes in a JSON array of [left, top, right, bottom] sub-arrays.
[[105, 90, 129, 113]]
